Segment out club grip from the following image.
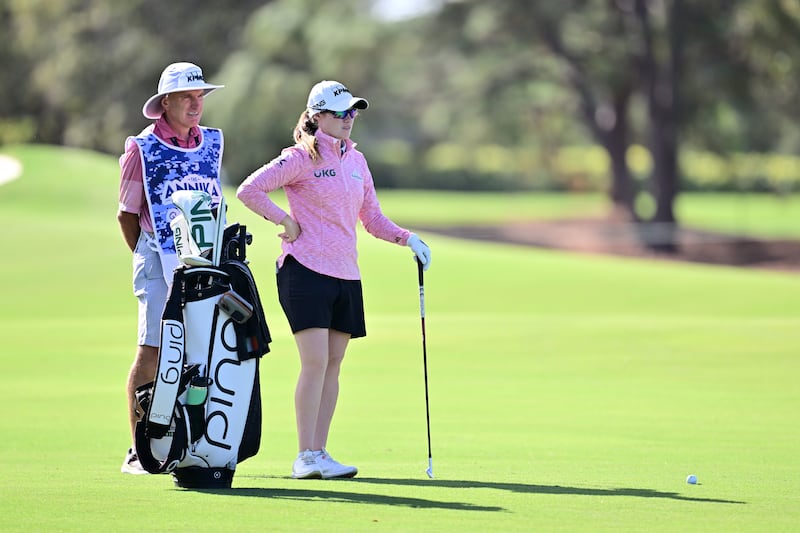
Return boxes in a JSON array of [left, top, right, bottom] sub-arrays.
[[416, 257, 424, 286]]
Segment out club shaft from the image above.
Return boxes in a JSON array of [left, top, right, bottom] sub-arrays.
[[418, 259, 432, 462]]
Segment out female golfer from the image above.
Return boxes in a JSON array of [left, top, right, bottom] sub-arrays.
[[237, 80, 431, 479]]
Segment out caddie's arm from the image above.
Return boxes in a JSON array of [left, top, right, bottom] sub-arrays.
[[118, 210, 141, 252], [118, 140, 146, 253]]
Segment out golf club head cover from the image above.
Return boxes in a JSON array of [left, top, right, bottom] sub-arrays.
[[172, 190, 216, 256], [170, 213, 209, 266]]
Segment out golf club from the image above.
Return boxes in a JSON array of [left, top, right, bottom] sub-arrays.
[[211, 193, 226, 267], [417, 258, 434, 479]]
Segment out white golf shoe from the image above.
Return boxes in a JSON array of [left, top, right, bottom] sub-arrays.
[[315, 449, 358, 479], [120, 448, 148, 475], [291, 450, 322, 479]]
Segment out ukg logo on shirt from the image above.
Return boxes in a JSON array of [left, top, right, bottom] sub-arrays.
[[314, 168, 337, 178]]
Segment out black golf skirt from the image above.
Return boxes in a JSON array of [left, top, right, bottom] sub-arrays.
[[276, 255, 366, 338]]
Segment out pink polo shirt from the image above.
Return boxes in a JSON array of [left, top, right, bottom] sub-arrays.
[[118, 117, 203, 233], [236, 130, 411, 280]]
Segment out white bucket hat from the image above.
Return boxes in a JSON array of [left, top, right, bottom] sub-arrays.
[[306, 80, 369, 117], [142, 62, 225, 119]]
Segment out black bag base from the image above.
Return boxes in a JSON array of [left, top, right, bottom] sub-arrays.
[[172, 466, 235, 489]]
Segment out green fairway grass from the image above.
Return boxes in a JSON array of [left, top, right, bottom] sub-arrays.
[[1, 144, 798, 532], [372, 189, 800, 239]]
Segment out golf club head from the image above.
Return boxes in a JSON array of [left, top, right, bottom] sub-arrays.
[[426, 458, 434, 478]]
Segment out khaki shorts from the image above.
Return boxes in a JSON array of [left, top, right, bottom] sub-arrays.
[[132, 232, 168, 347]]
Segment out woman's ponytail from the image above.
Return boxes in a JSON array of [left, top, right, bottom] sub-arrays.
[[293, 110, 320, 161]]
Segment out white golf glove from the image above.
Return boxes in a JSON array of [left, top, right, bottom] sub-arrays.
[[407, 233, 431, 271]]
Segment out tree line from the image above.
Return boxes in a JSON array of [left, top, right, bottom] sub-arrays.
[[2, 0, 799, 249]]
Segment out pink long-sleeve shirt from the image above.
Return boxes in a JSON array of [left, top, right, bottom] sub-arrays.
[[236, 130, 411, 280]]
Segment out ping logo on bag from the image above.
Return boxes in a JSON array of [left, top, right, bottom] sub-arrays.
[[148, 319, 185, 426]]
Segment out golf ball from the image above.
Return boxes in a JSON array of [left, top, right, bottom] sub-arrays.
[[686, 474, 698, 484]]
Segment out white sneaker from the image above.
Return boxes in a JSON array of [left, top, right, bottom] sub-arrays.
[[291, 450, 322, 479], [315, 449, 358, 479], [120, 448, 149, 475]]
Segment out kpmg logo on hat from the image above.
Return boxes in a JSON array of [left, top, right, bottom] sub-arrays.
[[187, 72, 205, 83], [332, 86, 349, 96]]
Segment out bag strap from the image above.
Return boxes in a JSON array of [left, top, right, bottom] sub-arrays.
[[134, 403, 190, 474], [145, 268, 187, 431], [133, 365, 201, 474]]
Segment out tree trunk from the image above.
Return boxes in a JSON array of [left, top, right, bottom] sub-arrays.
[[606, 89, 638, 221], [636, 0, 684, 252], [539, 23, 638, 221]]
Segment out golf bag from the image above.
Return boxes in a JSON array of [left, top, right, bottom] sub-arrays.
[[134, 223, 271, 488]]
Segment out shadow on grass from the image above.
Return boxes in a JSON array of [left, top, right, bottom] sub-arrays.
[[210, 476, 744, 507], [195, 485, 505, 512], [350, 478, 745, 505]]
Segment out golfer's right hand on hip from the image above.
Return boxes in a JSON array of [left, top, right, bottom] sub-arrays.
[[407, 233, 431, 271], [278, 215, 301, 243]]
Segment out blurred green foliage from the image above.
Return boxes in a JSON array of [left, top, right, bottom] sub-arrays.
[[386, 141, 800, 193], [2, 0, 800, 204]]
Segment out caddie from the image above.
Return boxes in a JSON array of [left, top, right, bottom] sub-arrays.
[[116, 61, 225, 474]]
